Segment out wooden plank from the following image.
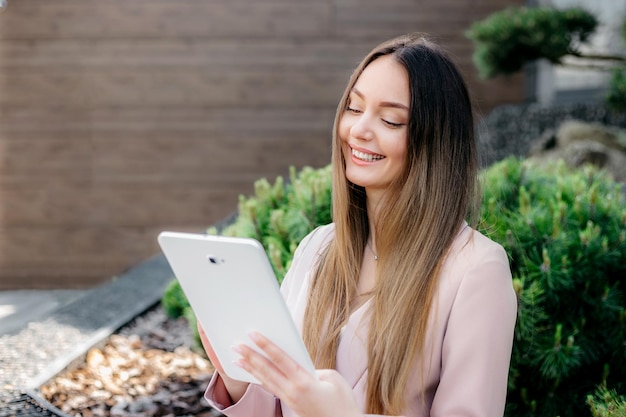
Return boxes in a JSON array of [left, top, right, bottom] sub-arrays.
[[0, 118, 333, 182], [90, 131, 331, 181], [0, 146, 328, 182], [0, 39, 370, 71], [0, 180, 93, 226], [0, 225, 178, 288], [0, 181, 250, 227], [0, 69, 349, 107], [0, 226, 161, 262], [88, 183, 254, 227], [333, 0, 524, 39], [0, 0, 332, 40], [0, 133, 91, 176], [0, 107, 337, 133], [0, 129, 331, 230], [351, 1, 521, 9]]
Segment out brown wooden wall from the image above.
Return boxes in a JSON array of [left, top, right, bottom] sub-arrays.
[[0, 0, 524, 289]]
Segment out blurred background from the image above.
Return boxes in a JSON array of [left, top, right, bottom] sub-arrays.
[[0, 0, 621, 290]]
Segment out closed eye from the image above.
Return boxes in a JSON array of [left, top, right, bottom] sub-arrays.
[[383, 119, 404, 128], [346, 106, 362, 114]]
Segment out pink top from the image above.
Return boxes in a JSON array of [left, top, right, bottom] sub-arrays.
[[205, 223, 517, 417]]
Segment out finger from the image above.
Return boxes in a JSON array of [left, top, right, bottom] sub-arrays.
[[234, 343, 289, 395], [248, 331, 303, 377], [237, 335, 317, 405]]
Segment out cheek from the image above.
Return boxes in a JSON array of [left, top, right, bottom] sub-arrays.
[[389, 135, 409, 168], [398, 141, 409, 160], [337, 118, 350, 142]]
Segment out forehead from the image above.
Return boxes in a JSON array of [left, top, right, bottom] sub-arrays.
[[352, 55, 409, 105]]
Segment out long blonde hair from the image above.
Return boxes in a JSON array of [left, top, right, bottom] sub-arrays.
[[302, 34, 479, 415]]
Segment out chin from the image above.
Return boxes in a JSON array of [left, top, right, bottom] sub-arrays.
[[345, 172, 369, 189]]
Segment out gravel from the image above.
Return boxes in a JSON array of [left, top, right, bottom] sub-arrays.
[[38, 304, 225, 417], [1, 255, 175, 391], [1, 320, 91, 389]]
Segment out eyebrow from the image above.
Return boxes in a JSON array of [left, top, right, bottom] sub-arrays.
[[351, 88, 409, 110]]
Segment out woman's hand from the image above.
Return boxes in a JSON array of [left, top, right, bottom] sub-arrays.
[[197, 322, 249, 403], [234, 331, 362, 417]]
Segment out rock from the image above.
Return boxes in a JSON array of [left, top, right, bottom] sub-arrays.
[[477, 102, 626, 167], [563, 141, 609, 167], [528, 128, 557, 155], [557, 120, 626, 152], [528, 120, 626, 182]]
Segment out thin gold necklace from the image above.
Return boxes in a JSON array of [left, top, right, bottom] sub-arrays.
[[366, 241, 379, 261]]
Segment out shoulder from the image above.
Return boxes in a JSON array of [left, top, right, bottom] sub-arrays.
[[439, 224, 514, 306], [446, 224, 510, 273], [282, 223, 334, 283], [280, 223, 335, 312], [430, 226, 516, 417]]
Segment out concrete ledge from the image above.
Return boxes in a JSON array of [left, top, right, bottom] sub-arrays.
[[30, 253, 175, 388], [0, 253, 175, 389]]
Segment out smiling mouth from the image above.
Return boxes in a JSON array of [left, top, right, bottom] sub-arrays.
[[351, 148, 385, 162]]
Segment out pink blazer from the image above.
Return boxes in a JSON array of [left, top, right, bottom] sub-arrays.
[[205, 223, 517, 417]]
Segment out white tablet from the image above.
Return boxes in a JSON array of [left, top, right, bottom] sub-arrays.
[[157, 231, 316, 384]]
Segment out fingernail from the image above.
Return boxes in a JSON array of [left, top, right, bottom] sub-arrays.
[[232, 345, 243, 354], [248, 331, 262, 342]]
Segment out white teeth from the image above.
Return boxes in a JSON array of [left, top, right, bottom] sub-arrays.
[[352, 149, 385, 162]]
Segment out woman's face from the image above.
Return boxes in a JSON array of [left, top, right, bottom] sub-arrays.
[[339, 54, 410, 194]]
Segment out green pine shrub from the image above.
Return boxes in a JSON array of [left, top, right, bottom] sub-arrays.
[[607, 68, 626, 112], [162, 278, 202, 350], [162, 158, 625, 415], [588, 387, 626, 417], [162, 278, 190, 319], [466, 6, 597, 78], [611, 18, 626, 111], [466, 7, 626, 112], [480, 157, 626, 417], [209, 164, 332, 283], [183, 304, 202, 351]]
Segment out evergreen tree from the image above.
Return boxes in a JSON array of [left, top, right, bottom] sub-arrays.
[[480, 158, 625, 417]]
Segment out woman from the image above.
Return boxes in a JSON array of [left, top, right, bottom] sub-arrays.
[[200, 33, 517, 417]]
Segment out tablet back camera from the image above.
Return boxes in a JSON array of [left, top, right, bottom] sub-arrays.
[[207, 255, 222, 265]]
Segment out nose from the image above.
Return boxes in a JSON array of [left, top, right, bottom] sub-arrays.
[[350, 113, 374, 141]]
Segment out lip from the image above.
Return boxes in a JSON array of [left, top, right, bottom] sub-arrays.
[[350, 144, 383, 156], [348, 145, 385, 165]]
